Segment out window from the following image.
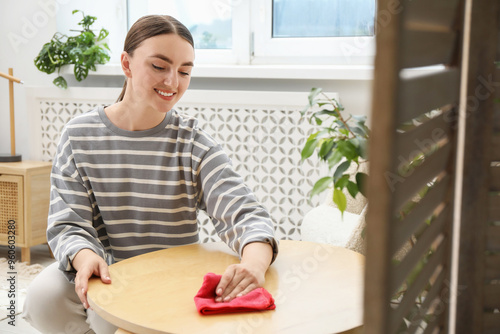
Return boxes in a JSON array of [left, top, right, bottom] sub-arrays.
[[128, 0, 376, 65], [128, 0, 249, 64], [128, 0, 231, 49], [252, 0, 376, 65], [272, 0, 375, 38]]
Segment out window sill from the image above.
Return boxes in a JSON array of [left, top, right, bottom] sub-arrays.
[[191, 64, 375, 80], [72, 64, 444, 81], [81, 64, 375, 81]]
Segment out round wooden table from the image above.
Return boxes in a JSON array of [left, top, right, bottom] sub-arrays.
[[87, 240, 365, 334]]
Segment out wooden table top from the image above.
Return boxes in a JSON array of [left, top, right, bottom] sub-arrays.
[[87, 240, 365, 334]]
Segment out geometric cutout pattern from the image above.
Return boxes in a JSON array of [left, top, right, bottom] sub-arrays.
[[177, 104, 323, 242], [40, 101, 108, 161], [37, 96, 324, 243]]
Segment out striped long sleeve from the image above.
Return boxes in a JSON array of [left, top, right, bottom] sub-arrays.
[[47, 107, 278, 281]]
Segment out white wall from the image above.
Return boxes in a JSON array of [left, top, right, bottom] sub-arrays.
[[0, 0, 60, 159], [0, 0, 126, 160], [0, 0, 373, 160]]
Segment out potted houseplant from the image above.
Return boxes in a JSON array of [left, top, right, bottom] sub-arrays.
[[300, 88, 440, 332], [299, 87, 370, 250], [300, 87, 370, 215], [34, 10, 110, 89]]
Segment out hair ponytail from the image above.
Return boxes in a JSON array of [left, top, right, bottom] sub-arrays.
[[116, 15, 194, 102], [116, 79, 127, 103]]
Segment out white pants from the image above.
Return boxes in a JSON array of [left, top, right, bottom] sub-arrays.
[[22, 262, 118, 334]]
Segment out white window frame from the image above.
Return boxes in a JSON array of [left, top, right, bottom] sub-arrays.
[[192, 0, 251, 65], [58, 0, 379, 80], [249, 0, 376, 65], [126, 0, 251, 65], [125, 0, 375, 66]]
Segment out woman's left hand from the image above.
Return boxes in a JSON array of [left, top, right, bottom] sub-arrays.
[[215, 242, 273, 303]]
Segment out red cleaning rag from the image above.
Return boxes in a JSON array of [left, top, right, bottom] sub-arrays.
[[194, 272, 276, 315]]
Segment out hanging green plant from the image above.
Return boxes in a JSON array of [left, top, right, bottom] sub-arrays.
[[34, 10, 110, 89], [300, 87, 370, 214]]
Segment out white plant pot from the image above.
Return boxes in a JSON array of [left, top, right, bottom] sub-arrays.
[[301, 205, 362, 246]]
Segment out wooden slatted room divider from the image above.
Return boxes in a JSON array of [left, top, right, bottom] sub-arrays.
[[456, 0, 500, 333], [364, 0, 500, 333], [363, 0, 463, 333]]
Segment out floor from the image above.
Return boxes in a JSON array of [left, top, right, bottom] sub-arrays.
[[0, 244, 56, 334]]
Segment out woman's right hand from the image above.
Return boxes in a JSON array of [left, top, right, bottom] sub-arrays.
[[72, 249, 112, 309]]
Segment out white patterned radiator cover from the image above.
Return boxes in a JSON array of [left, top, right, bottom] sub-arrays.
[[27, 87, 332, 242]]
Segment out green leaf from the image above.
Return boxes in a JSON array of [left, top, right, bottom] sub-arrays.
[[101, 42, 110, 51], [318, 138, 335, 160], [53, 76, 67, 89], [77, 31, 94, 44], [74, 63, 89, 81], [87, 62, 97, 71], [346, 181, 359, 198], [309, 128, 331, 142], [335, 175, 349, 189], [80, 15, 97, 29], [337, 140, 359, 160], [356, 172, 369, 197], [350, 137, 369, 159], [312, 116, 323, 126], [313, 108, 339, 118], [301, 138, 319, 161], [358, 138, 369, 159], [311, 177, 333, 198], [69, 47, 83, 62], [333, 160, 351, 182], [308, 87, 323, 106], [72, 9, 81, 15], [351, 114, 366, 122], [335, 100, 345, 112], [307, 131, 321, 141], [339, 128, 350, 136], [53, 48, 70, 63], [406, 256, 426, 287], [34, 43, 58, 74], [333, 188, 347, 214], [351, 126, 367, 137], [301, 105, 310, 117], [97, 28, 109, 41], [327, 149, 343, 169]]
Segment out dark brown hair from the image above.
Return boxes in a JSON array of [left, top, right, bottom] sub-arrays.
[[116, 15, 194, 102]]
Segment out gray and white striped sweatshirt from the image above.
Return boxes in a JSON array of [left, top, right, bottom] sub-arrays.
[[47, 106, 278, 280]]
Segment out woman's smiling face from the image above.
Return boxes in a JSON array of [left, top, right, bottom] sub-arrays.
[[122, 33, 195, 114]]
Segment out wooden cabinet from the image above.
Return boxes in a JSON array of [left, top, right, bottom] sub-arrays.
[[0, 161, 52, 264]]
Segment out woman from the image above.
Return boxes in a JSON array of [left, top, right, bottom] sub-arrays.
[[23, 15, 278, 334]]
